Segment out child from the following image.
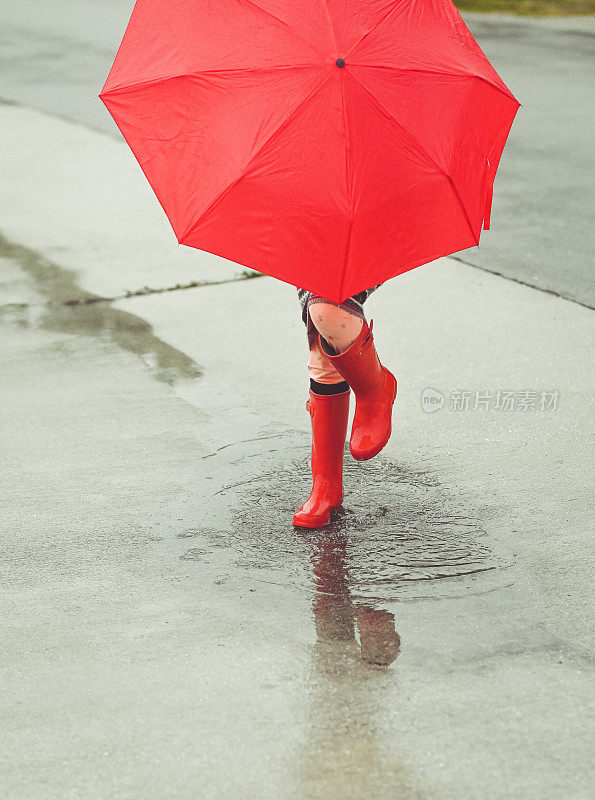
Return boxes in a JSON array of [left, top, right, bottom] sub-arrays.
[[293, 284, 397, 528]]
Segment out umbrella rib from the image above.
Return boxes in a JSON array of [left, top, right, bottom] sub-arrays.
[[349, 63, 518, 106], [344, 0, 416, 61], [349, 33, 519, 106], [101, 65, 323, 98], [359, 64, 518, 106], [320, 0, 338, 53], [348, 70, 479, 246], [337, 70, 354, 302], [179, 70, 334, 244], [424, 35, 520, 103], [240, 0, 327, 59]]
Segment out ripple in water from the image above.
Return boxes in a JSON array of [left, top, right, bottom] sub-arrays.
[[195, 446, 516, 603]]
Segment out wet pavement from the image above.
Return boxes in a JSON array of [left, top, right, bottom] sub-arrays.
[[0, 3, 593, 305], [0, 4, 594, 799], [1, 227, 593, 797]]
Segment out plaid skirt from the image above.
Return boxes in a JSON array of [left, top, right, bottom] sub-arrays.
[[297, 284, 383, 344]]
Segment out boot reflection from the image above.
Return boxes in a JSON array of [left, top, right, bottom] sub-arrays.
[[298, 537, 419, 799], [312, 535, 400, 667], [356, 607, 401, 667]]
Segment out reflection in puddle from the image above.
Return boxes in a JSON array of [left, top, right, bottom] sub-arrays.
[[313, 535, 400, 667], [175, 434, 515, 690], [192, 442, 513, 795], [299, 533, 424, 800], [214, 451, 515, 604]]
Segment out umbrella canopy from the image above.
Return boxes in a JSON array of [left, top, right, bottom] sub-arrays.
[[100, 0, 520, 303]]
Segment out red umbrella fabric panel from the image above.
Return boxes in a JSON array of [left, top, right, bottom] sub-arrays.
[[101, 0, 520, 303]]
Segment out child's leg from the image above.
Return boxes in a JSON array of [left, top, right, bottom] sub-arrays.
[[293, 300, 365, 529], [314, 307, 398, 462], [308, 301, 364, 355], [307, 338, 345, 385], [307, 301, 364, 385]]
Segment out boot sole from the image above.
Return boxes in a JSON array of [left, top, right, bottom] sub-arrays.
[[292, 501, 343, 528], [350, 373, 397, 461]]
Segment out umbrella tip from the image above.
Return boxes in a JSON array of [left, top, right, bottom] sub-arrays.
[[336, 58, 345, 68]]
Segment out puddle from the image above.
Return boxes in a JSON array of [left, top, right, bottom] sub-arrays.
[[174, 435, 516, 605], [0, 233, 201, 384], [160, 431, 517, 671], [1, 232, 516, 623]]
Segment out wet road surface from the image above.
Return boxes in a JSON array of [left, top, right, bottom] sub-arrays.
[[0, 3, 593, 305], [1, 233, 593, 798]]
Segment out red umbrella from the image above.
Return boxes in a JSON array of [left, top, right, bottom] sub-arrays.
[[100, 0, 520, 303]]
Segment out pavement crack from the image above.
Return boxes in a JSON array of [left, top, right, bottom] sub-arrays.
[[0, 230, 264, 311], [449, 255, 594, 311], [69, 270, 264, 306]]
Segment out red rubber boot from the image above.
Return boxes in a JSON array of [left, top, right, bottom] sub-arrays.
[[292, 388, 350, 528], [320, 319, 397, 461]]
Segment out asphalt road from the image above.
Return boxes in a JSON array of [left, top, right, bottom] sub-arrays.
[[0, 1, 593, 305]]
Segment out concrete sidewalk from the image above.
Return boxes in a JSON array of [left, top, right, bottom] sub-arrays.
[[1, 104, 593, 799]]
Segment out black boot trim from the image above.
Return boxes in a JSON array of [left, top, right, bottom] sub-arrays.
[[310, 379, 350, 395]]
